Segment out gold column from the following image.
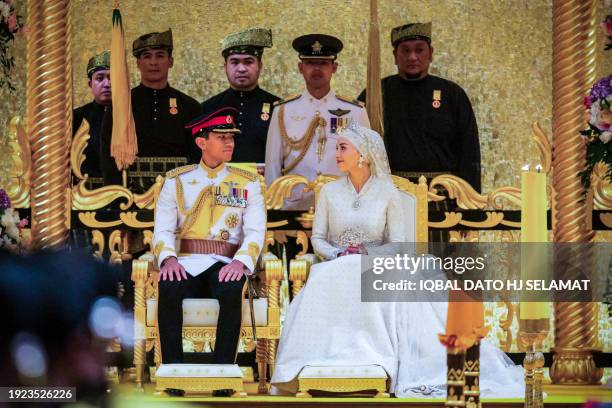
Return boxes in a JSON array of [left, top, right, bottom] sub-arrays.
[[27, 0, 72, 250], [550, 0, 601, 384]]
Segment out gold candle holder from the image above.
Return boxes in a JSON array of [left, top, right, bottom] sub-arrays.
[[464, 340, 481, 408], [446, 347, 466, 408], [533, 350, 545, 408], [519, 331, 547, 408]]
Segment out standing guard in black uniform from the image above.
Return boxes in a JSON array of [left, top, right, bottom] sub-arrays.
[[100, 29, 202, 193], [358, 22, 481, 192], [73, 50, 111, 189], [358, 22, 481, 242], [201, 28, 279, 165]]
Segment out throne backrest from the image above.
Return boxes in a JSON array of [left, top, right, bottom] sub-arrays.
[[390, 175, 428, 243]]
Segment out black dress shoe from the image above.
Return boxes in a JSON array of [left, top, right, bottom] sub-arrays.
[[212, 389, 233, 397], [165, 388, 185, 397]]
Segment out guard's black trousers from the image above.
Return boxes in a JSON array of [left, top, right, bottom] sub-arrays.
[[158, 261, 246, 364]]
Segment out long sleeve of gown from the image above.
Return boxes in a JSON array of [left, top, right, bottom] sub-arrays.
[[311, 186, 341, 260]]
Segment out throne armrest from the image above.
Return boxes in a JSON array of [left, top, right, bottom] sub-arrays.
[[289, 258, 311, 298], [261, 259, 283, 335], [131, 259, 154, 370]]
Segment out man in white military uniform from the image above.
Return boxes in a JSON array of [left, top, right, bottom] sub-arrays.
[[153, 107, 265, 379], [265, 34, 370, 210]]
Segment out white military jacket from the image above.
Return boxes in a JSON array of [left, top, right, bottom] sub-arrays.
[[153, 161, 266, 276], [265, 89, 370, 210]]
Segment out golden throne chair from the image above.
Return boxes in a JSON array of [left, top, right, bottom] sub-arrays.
[[288, 175, 429, 397], [131, 175, 282, 395]]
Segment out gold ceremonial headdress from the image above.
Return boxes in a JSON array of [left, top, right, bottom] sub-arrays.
[[391, 22, 431, 47], [87, 50, 110, 77], [221, 27, 273, 59], [132, 29, 173, 57]]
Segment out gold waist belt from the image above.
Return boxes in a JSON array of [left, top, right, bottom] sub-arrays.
[[179, 239, 239, 258]]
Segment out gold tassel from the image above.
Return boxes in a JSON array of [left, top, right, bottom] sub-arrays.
[[366, 0, 384, 137], [110, 5, 138, 170]]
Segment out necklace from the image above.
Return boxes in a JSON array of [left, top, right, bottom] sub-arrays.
[[349, 177, 369, 210]]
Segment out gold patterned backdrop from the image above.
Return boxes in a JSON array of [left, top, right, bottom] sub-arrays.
[[1, 0, 611, 192]]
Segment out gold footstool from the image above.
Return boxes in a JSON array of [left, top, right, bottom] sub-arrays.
[[155, 364, 246, 397], [296, 365, 389, 398]]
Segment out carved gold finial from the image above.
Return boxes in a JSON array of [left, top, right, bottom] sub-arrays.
[[6, 116, 30, 208], [71, 118, 90, 181]]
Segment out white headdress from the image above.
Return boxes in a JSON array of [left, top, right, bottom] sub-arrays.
[[338, 121, 391, 179]]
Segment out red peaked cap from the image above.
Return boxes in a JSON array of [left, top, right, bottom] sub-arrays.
[[185, 107, 241, 137]]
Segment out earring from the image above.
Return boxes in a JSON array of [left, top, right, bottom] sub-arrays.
[[358, 155, 365, 168]]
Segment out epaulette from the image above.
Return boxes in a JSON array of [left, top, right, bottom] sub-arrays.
[[273, 93, 301, 107], [165, 164, 198, 179], [227, 165, 259, 182], [337, 94, 365, 108]]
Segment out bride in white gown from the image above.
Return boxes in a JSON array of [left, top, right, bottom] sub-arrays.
[[270, 123, 524, 398]]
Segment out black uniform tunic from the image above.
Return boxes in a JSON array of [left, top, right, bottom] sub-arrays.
[[73, 101, 108, 182], [201, 86, 279, 163], [359, 74, 481, 192], [100, 83, 202, 192]]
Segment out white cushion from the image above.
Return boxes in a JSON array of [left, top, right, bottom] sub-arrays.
[[146, 298, 268, 327], [156, 364, 243, 378], [299, 365, 388, 379]]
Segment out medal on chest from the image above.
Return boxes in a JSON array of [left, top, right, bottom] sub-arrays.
[[328, 108, 351, 134], [215, 181, 248, 208], [218, 229, 231, 240], [432, 90, 441, 109], [260, 103, 270, 121], [169, 97, 178, 115], [225, 212, 240, 229]]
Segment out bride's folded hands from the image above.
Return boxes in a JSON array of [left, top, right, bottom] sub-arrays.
[[337, 244, 368, 257]]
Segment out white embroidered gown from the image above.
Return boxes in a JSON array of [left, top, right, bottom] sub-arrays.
[[270, 175, 524, 398]]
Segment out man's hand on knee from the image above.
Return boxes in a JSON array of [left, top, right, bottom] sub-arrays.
[[218, 260, 246, 282], [159, 256, 188, 282]]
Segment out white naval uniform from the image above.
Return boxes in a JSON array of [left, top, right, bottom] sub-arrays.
[[153, 162, 266, 276], [265, 89, 370, 210]]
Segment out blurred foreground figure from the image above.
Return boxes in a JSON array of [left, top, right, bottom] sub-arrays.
[[0, 249, 120, 405]]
